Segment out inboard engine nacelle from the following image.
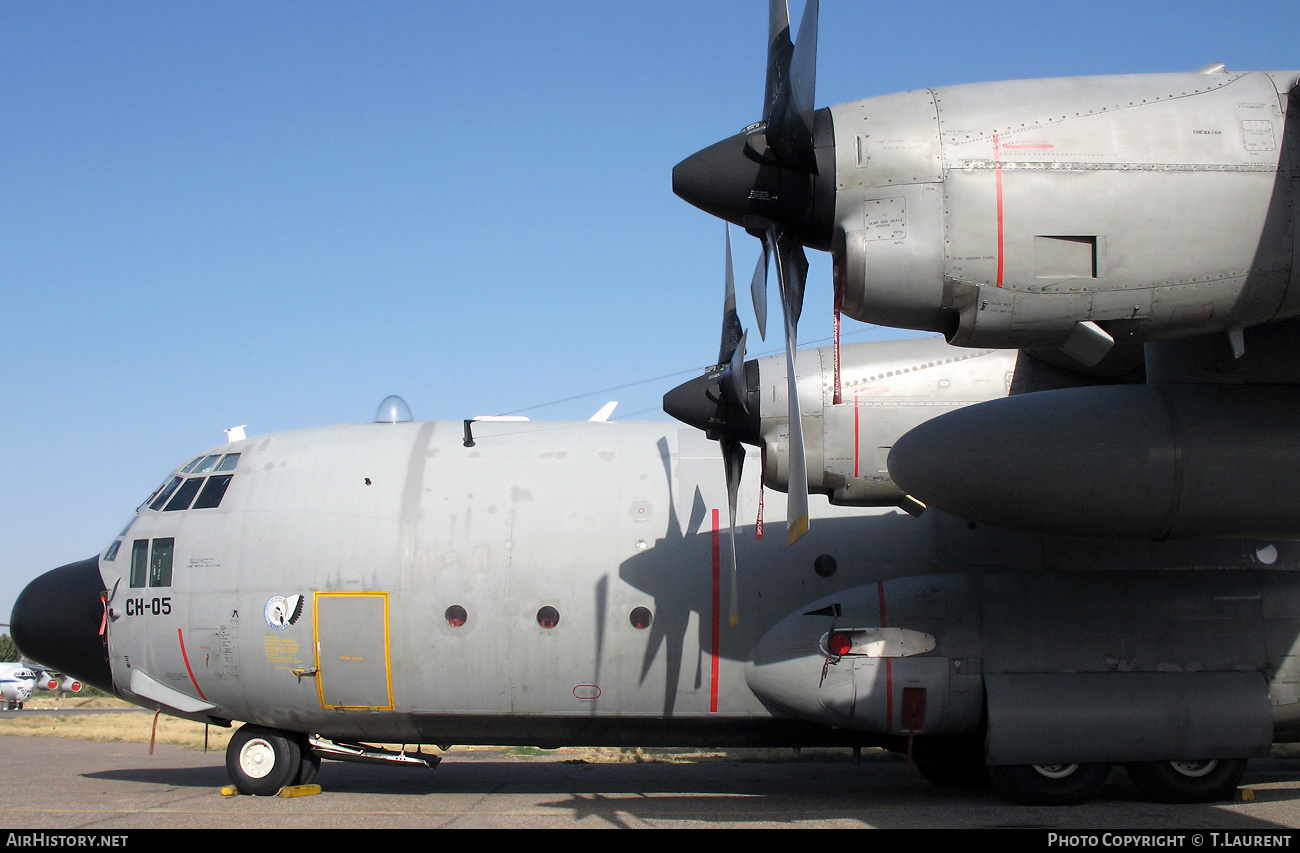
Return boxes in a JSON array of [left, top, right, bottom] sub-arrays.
[[664, 338, 1019, 507], [887, 383, 1300, 541], [747, 570, 1294, 765]]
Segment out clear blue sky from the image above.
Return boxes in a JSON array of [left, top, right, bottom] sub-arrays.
[[2, 1, 1295, 619]]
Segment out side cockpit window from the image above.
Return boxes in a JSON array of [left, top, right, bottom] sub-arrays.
[[130, 540, 148, 587], [143, 452, 241, 513], [149, 538, 174, 587], [130, 538, 174, 588]]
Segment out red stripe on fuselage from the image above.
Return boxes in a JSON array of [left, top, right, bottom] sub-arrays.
[[177, 628, 207, 701], [994, 133, 1005, 287]]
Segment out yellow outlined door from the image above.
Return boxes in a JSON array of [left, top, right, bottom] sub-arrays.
[[314, 591, 394, 710]]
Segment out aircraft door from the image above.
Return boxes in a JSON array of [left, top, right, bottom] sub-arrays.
[[314, 592, 394, 710]]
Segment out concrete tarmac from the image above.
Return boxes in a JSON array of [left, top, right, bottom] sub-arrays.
[[6, 735, 1300, 830]]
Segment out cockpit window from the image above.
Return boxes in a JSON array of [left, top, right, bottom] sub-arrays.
[[144, 452, 242, 512], [192, 455, 222, 474], [163, 477, 205, 512], [192, 475, 233, 509], [148, 477, 184, 511]]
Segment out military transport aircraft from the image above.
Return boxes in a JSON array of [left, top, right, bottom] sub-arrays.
[[0, 660, 84, 709], [0, 662, 37, 710], [11, 0, 1300, 807]]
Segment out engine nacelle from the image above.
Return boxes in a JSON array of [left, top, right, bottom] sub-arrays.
[[748, 571, 1287, 763], [756, 339, 1018, 506], [888, 383, 1300, 540], [830, 69, 1300, 356]]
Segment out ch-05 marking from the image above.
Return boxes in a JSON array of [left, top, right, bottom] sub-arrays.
[[124, 597, 172, 616]]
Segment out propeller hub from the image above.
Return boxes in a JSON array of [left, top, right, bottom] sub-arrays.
[[663, 362, 761, 446], [672, 110, 836, 253]]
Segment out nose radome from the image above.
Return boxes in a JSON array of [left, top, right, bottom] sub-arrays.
[[11, 556, 114, 693]]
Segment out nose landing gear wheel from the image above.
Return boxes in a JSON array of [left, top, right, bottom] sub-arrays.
[[988, 762, 1111, 805], [1126, 759, 1248, 803], [225, 724, 303, 796]]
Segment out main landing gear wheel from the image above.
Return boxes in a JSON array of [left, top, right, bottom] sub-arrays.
[[226, 724, 302, 796], [988, 762, 1110, 805], [912, 738, 991, 787], [1126, 759, 1248, 803], [294, 734, 322, 786]]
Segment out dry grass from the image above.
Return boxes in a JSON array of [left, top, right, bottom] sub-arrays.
[[0, 697, 233, 752]]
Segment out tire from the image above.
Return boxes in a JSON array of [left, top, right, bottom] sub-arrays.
[[225, 725, 302, 796], [1126, 759, 1247, 804], [294, 735, 322, 786], [988, 762, 1110, 805], [913, 738, 991, 787]]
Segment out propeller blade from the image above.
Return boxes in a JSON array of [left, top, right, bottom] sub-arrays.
[[764, 0, 819, 174], [773, 228, 810, 544], [749, 238, 769, 341], [721, 330, 748, 413], [720, 226, 744, 366], [787, 0, 819, 154], [721, 434, 744, 627], [762, 0, 793, 126], [776, 230, 807, 330], [720, 227, 749, 413]]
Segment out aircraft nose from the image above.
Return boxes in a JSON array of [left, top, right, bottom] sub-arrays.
[[11, 556, 114, 693]]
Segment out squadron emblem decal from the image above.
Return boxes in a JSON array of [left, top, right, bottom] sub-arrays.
[[264, 594, 305, 630]]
